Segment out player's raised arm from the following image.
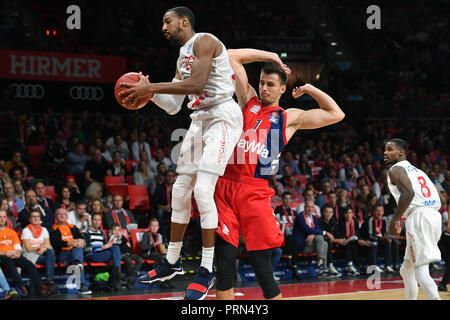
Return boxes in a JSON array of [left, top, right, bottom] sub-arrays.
[[227, 49, 291, 108], [120, 34, 220, 108], [387, 166, 415, 235], [285, 84, 345, 141]]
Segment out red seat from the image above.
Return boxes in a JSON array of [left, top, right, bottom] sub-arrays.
[[45, 185, 57, 202], [130, 228, 149, 255], [27, 146, 46, 174], [109, 183, 129, 201], [105, 176, 125, 189], [126, 175, 134, 185], [128, 185, 150, 210]]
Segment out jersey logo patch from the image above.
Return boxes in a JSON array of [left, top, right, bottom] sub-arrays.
[[269, 112, 279, 124], [249, 105, 261, 114]]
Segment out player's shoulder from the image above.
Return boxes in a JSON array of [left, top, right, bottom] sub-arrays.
[[243, 96, 262, 113]]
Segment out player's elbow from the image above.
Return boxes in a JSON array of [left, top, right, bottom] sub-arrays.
[[335, 108, 345, 122]]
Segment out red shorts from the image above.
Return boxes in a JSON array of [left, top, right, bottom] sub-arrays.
[[214, 173, 285, 251]]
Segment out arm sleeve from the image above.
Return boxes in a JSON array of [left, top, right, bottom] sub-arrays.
[[149, 78, 185, 115]]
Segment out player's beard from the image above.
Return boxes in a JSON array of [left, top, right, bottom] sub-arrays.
[[168, 27, 183, 47]]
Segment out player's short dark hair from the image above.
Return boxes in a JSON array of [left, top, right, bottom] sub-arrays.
[[167, 6, 195, 29], [261, 62, 288, 85], [389, 138, 408, 153]]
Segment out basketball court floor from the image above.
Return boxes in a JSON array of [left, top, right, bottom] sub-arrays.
[[45, 270, 448, 301]]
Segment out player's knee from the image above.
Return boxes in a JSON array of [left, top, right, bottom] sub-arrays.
[[193, 183, 218, 229], [249, 250, 281, 299], [171, 175, 194, 224], [216, 239, 237, 291], [400, 261, 413, 280]]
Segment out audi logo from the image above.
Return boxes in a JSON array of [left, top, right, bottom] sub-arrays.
[[69, 86, 104, 101], [10, 83, 45, 99]]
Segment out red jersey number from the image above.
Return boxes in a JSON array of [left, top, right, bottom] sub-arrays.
[[417, 176, 431, 198]]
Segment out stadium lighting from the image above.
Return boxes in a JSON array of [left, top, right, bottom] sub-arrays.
[[330, 42, 338, 46]]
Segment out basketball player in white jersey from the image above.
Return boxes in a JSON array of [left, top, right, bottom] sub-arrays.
[[119, 7, 243, 300], [385, 138, 442, 300]]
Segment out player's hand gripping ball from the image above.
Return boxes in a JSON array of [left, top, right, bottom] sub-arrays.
[[114, 72, 153, 110]]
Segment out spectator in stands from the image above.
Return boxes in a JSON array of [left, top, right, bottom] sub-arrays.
[[280, 151, 301, 175], [68, 200, 91, 233], [0, 209, 50, 297], [131, 131, 151, 161], [268, 175, 284, 204], [9, 166, 32, 191], [50, 207, 91, 295], [18, 190, 54, 230], [109, 223, 143, 289], [1, 197, 17, 230], [65, 142, 87, 186], [84, 182, 103, 206], [337, 187, 351, 210], [84, 148, 113, 185], [44, 129, 67, 180], [0, 167, 6, 195], [335, 206, 362, 276], [57, 186, 75, 212], [341, 168, 357, 192], [108, 135, 129, 160], [339, 155, 358, 183], [65, 175, 82, 202], [149, 148, 173, 176], [293, 200, 334, 277], [20, 209, 57, 293], [0, 267, 19, 299], [12, 179, 25, 202], [3, 182, 24, 220], [317, 205, 341, 277], [151, 169, 176, 240], [104, 194, 136, 231], [365, 193, 378, 216], [34, 180, 58, 213], [284, 175, 304, 203], [110, 151, 127, 178], [353, 194, 369, 229], [358, 204, 394, 273], [274, 192, 301, 280], [352, 176, 369, 200], [325, 191, 340, 223], [322, 166, 341, 190], [4, 151, 25, 175], [90, 198, 107, 227], [297, 153, 312, 178], [133, 160, 155, 191], [83, 212, 123, 291], [316, 180, 332, 209], [296, 189, 321, 218]]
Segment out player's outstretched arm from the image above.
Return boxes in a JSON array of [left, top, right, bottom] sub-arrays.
[[285, 84, 345, 141], [227, 49, 291, 108], [387, 166, 415, 235], [120, 34, 219, 109]]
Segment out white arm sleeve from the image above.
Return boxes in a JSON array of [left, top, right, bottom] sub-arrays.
[[149, 78, 185, 115]]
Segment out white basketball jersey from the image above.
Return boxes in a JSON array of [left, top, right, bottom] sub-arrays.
[[177, 32, 235, 110], [387, 160, 441, 218]]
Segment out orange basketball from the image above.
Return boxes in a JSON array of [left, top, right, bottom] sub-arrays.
[[114, 72, 152, 110]]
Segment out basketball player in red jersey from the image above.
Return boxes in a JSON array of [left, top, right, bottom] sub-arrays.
[[214, 49, 345, 300]]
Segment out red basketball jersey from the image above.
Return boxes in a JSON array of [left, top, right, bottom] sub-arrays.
[[224, 96, 288, 180]]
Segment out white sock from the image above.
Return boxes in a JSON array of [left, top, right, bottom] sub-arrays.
[[200, 247, 215, 273], [166, 241, 182, 265]]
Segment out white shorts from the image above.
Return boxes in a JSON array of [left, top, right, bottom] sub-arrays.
[[174, 99, 243, 176], [404, 207, 442, 266]]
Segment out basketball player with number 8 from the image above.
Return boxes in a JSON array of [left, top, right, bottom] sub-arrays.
[[385, 138, 443, 300]]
